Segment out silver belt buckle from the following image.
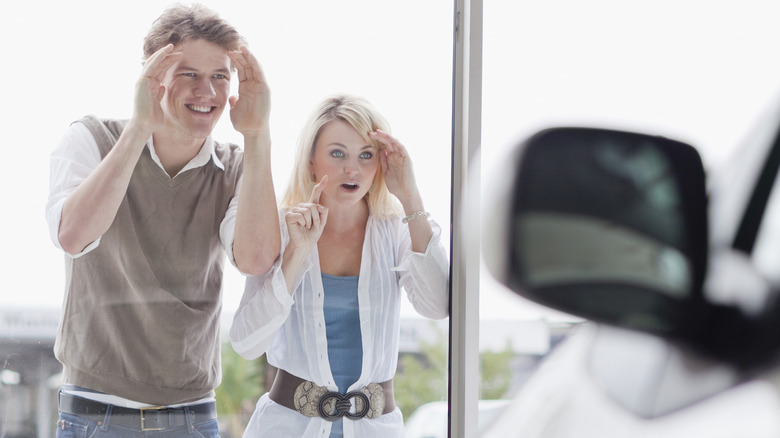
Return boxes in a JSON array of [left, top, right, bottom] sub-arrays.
[[293, 381, 385, 420], [140, 406, 166, 431], [318, 391, 370, 421]]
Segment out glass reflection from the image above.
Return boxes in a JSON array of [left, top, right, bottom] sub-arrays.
[[3, 1, 453, 437]]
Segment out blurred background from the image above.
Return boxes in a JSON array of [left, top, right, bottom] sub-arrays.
[[3, 1, 780, 437]]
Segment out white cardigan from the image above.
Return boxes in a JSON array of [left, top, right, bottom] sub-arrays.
[[230, 213, 449, 437]]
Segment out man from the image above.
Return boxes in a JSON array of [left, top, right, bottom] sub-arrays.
[[45, 4, 280, 436]]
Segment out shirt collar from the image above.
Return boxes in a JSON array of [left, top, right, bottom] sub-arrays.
[[147, 136, 226, 177]]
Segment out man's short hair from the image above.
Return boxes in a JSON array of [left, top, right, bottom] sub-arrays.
[[143, 3, 246, 60]]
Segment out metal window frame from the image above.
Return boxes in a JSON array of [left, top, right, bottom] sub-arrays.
[[449, 0, 483, 437]]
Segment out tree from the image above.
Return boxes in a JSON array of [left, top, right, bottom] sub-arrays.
[[479, 341, 514, 400], [395, 328, 449, 417], [395, 323, 515, 419], [215, 342, 268, 438]]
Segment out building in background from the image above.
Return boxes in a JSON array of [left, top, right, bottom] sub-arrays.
[[0, 307, 573, 438], [0, 309, 60, 438]]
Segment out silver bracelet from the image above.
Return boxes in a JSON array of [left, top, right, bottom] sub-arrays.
[[402, 211, 430, 224]]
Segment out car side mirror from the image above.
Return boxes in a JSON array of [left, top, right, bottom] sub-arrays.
[[484, 126, 780, 372], [484, 127, 710, 343]]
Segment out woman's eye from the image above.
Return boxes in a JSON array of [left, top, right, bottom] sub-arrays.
[[359, 152, 374, 159], [330, 150, 345, 158]]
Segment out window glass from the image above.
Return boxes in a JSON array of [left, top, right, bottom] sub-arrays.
[[480, 0, 780, 420], [2, 1, 452, 437]]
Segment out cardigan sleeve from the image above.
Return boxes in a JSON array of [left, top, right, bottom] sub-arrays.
[[393, 218, 450, 320], [229, 218, 300, 360]]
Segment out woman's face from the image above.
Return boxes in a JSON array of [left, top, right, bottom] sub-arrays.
[[309, 119, 379, 207]]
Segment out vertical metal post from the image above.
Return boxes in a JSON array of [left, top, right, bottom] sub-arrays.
[[449, 0, 483, 436], [36, 360, 51, 438]]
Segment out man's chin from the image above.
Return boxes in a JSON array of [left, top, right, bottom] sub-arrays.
[[185, 119, 220, 139]]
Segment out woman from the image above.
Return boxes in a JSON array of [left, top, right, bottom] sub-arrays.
[[230, 94, 449, 437]]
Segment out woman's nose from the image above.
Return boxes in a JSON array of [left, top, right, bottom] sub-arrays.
[[344, 159, 359, 175]]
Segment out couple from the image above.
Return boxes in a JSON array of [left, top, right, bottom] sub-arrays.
[[45, 3, 448, 438]]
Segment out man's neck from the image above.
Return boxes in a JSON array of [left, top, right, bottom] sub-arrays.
[[151, 130, 207, 177]]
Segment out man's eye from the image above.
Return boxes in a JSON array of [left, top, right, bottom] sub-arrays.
[[213, 73, 227, 80], [183, 72, 196, 77]]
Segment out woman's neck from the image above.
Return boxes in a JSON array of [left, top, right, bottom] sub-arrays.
[[317, 198, 369, 277], [322, 198, 369, 234]]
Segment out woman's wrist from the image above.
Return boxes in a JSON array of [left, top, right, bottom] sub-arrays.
[[399, 192, 425, 215], [402, 211, 430, 224]]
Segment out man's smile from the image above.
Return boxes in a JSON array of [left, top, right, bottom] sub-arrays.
[[186, 104, 216, 113]]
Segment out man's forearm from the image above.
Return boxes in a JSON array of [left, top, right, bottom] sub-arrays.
[[233, 128, 281, 275], [58, 121, 151, 254]]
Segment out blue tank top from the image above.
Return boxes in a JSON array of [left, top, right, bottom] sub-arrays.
[[322, 273, 363, 438]]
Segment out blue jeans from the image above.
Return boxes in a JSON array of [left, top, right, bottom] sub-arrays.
[[56, 411, 220, 438]]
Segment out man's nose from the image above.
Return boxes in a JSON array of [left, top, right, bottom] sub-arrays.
[[194, 77, 216, 97]]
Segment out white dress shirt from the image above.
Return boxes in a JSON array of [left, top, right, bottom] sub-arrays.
[[45, 121, 241, 408], [230, 213, 449, 437]]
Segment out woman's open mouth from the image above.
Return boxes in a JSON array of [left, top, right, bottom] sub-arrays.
[[341, 182, 359, 192]]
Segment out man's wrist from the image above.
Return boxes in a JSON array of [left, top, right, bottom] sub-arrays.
[[125, 118, 155, 139], [240, 125, 271, 143]]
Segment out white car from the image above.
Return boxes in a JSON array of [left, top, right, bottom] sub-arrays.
[[405, 399, 509, 438], [481, 105, 780, 437]]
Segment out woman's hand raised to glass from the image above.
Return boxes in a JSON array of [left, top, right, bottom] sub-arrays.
[[372, 130, 422, 207]]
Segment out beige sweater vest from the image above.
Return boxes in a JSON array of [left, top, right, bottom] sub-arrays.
[[54, 115, 243, 405]]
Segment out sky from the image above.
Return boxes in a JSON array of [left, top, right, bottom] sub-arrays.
[[4, 1, 780, 324]]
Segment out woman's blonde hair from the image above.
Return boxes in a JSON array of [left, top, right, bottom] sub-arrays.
[[281, 94, 403, 219]]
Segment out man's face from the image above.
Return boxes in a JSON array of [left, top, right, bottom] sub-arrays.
[[160, 39, 231, 141]]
